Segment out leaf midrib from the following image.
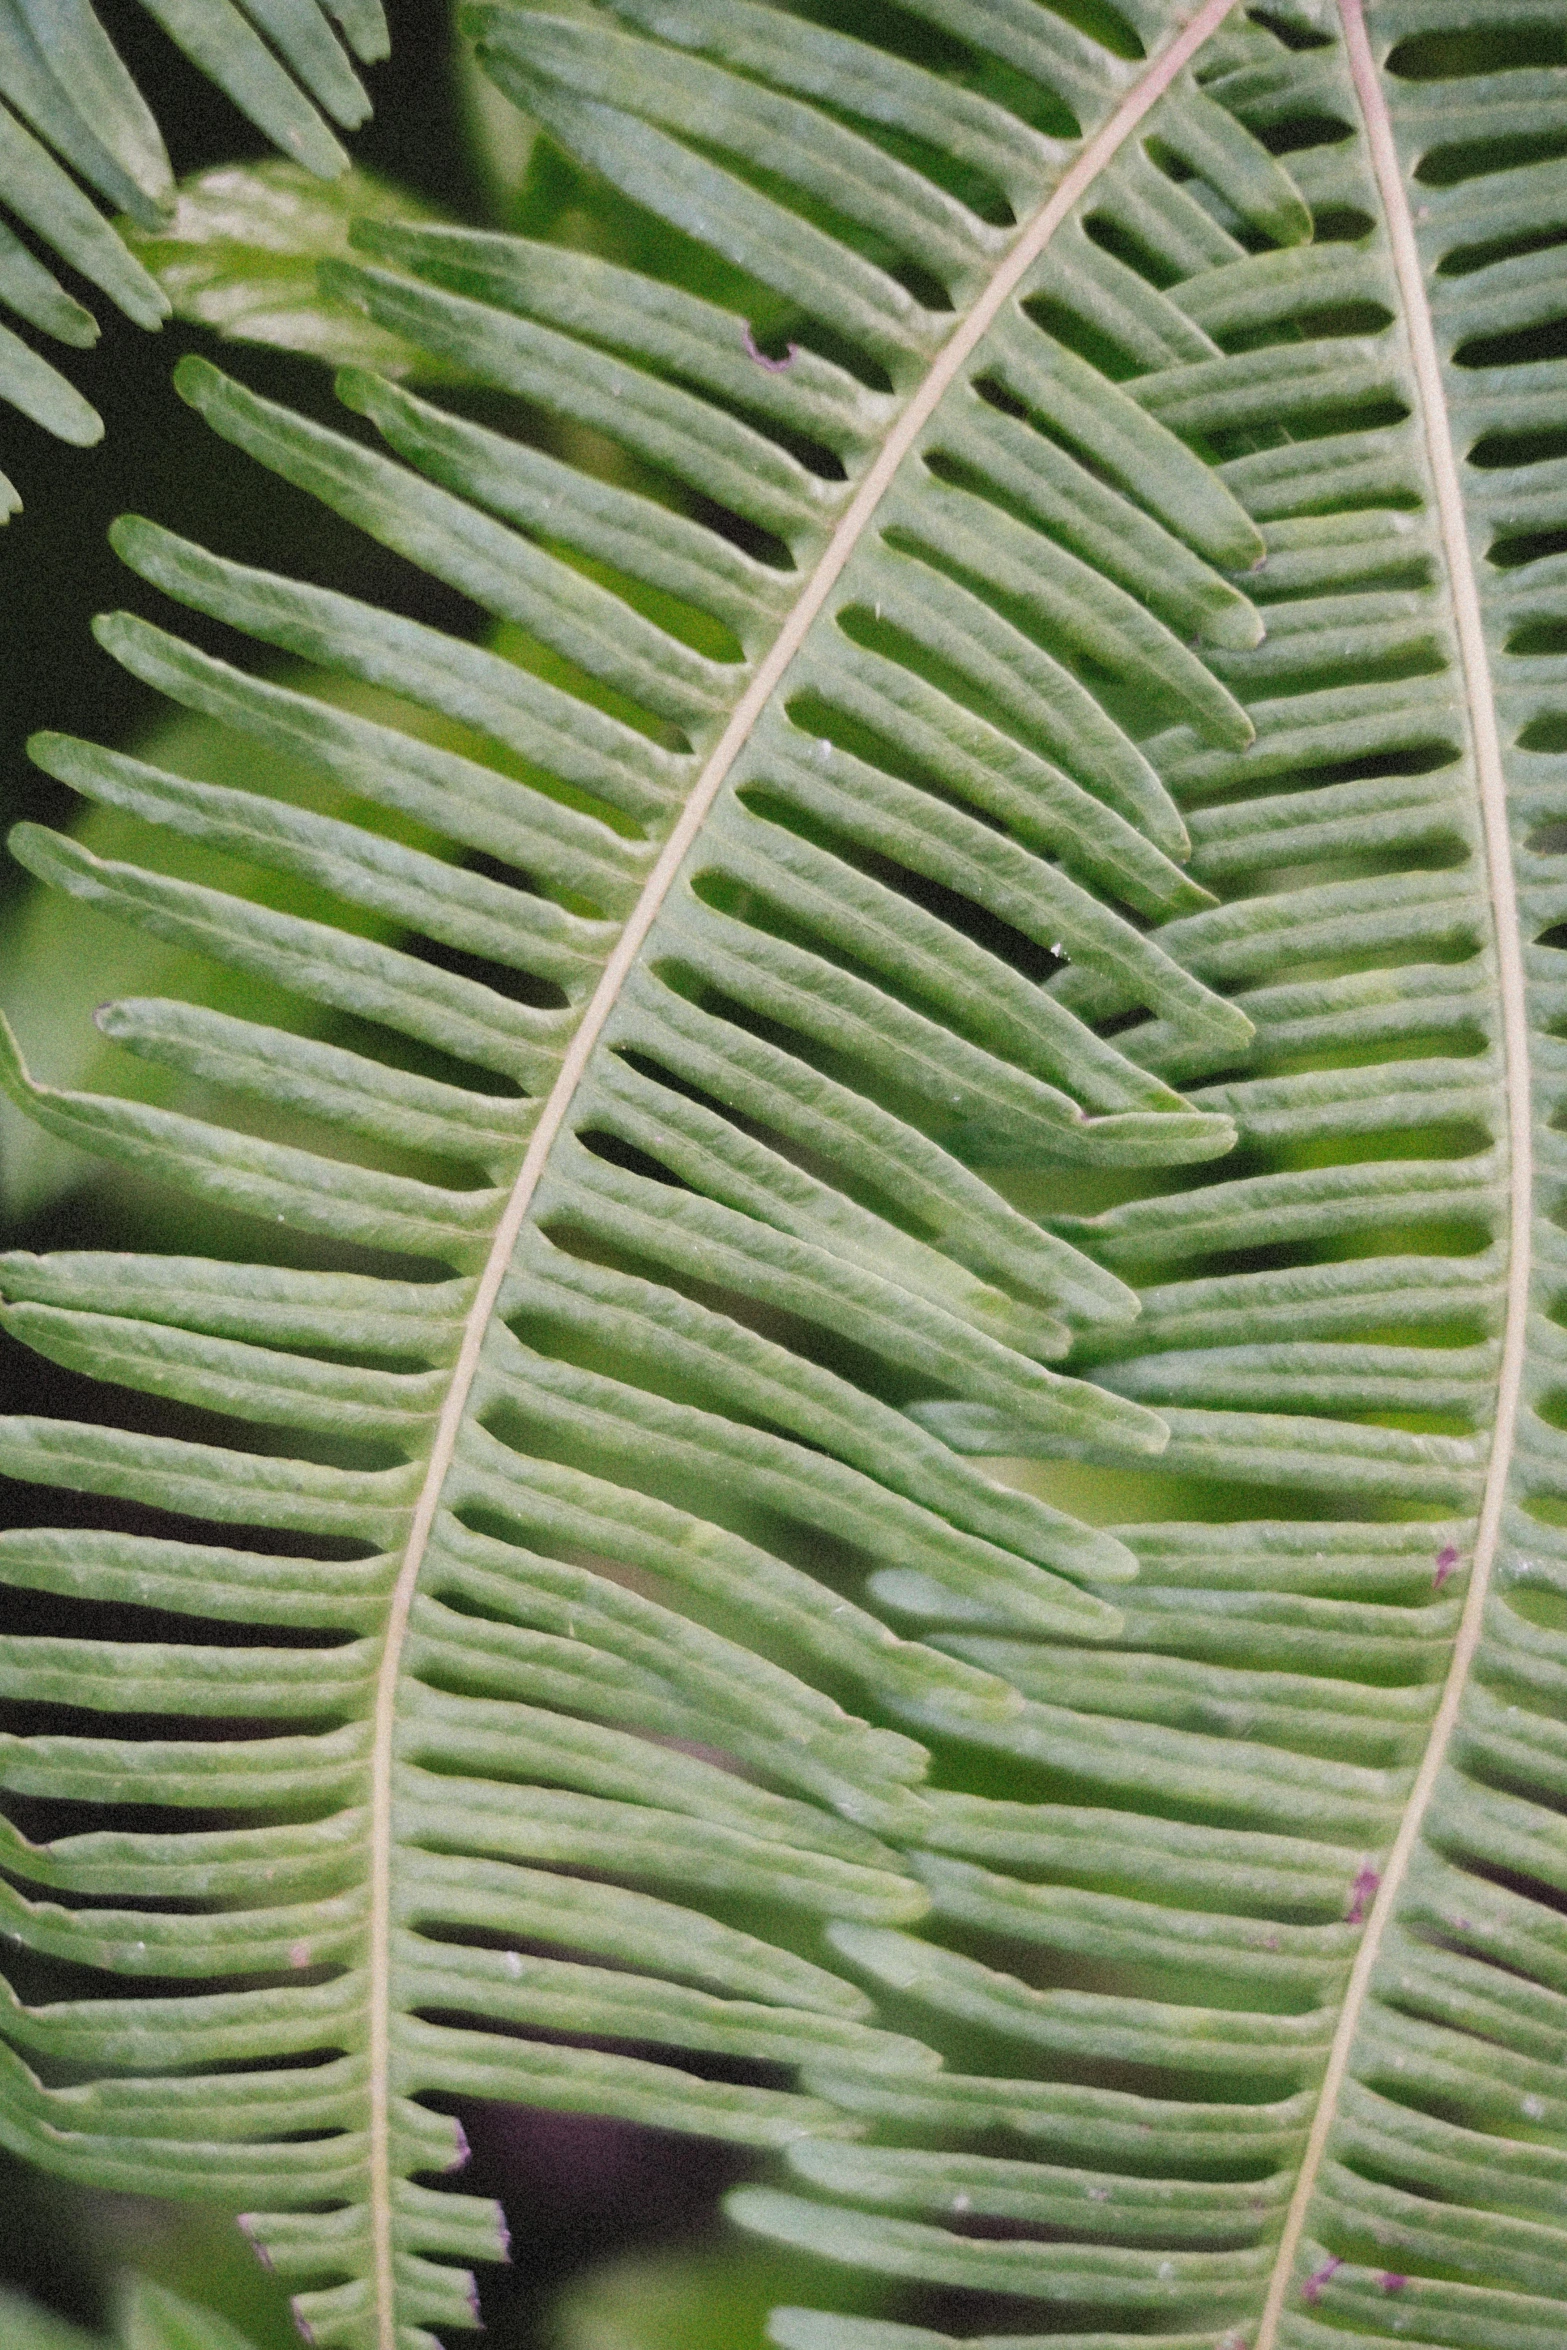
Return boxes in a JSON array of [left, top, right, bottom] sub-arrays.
[[360, 5, 1251, 2337], [1254, 3, 1534, 2338]]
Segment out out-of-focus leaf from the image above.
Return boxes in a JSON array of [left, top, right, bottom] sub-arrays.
[[457, 33, 537, 218], [0, 2285, 99, 2350], [122, 160, 453, 374], [118, 2278, 260, 2350], [552, 2248, 827, 2350], [0, 0, 395, 486], [0, 2279, 265, 2350]]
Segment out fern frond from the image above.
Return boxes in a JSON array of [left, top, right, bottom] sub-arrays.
[[800, 5, 1567, 2344], [0, 0, 390, 488], [3, 4, 1566, 2349]]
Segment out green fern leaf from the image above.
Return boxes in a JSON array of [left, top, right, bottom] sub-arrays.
[[3, 4, 1567, 2349], [0, 0, 391, 493]]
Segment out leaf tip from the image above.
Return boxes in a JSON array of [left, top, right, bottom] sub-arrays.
[[24, 730, 67, 775], [334, 364, 376, 413], [171, 352, 223, 410], [238, 2215, 274, 2273], [106, 512, 148, 564]]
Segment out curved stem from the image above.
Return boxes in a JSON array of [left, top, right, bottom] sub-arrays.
[[1255, 4, 1531, 2339], [361, 2, 1246, 2337]]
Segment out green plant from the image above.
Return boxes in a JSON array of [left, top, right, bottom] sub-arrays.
[[1, 2276, 266, 2350], [0, 0, 389, 480], [2, 1, 1566, 2346]]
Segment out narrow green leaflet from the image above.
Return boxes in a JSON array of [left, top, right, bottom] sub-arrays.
[[0, 0, 391, 496], [2, 4, 1567, 2350]]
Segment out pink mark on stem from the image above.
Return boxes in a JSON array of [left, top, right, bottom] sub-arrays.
[[1434, 1543, 1460, 1588], [288, 1940, 311, 1969], [1302, 2255, 1344, 2305], [1381, 2272, 1408, 2294], [1346, 1865, 1381, 1925], [742, 321, 798, 372], [293, 2312, 316, 2348], [449, 2119, 471, 2173]]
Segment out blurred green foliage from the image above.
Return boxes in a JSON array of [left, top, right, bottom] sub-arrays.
[[552, 2247, 825, 2350]]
